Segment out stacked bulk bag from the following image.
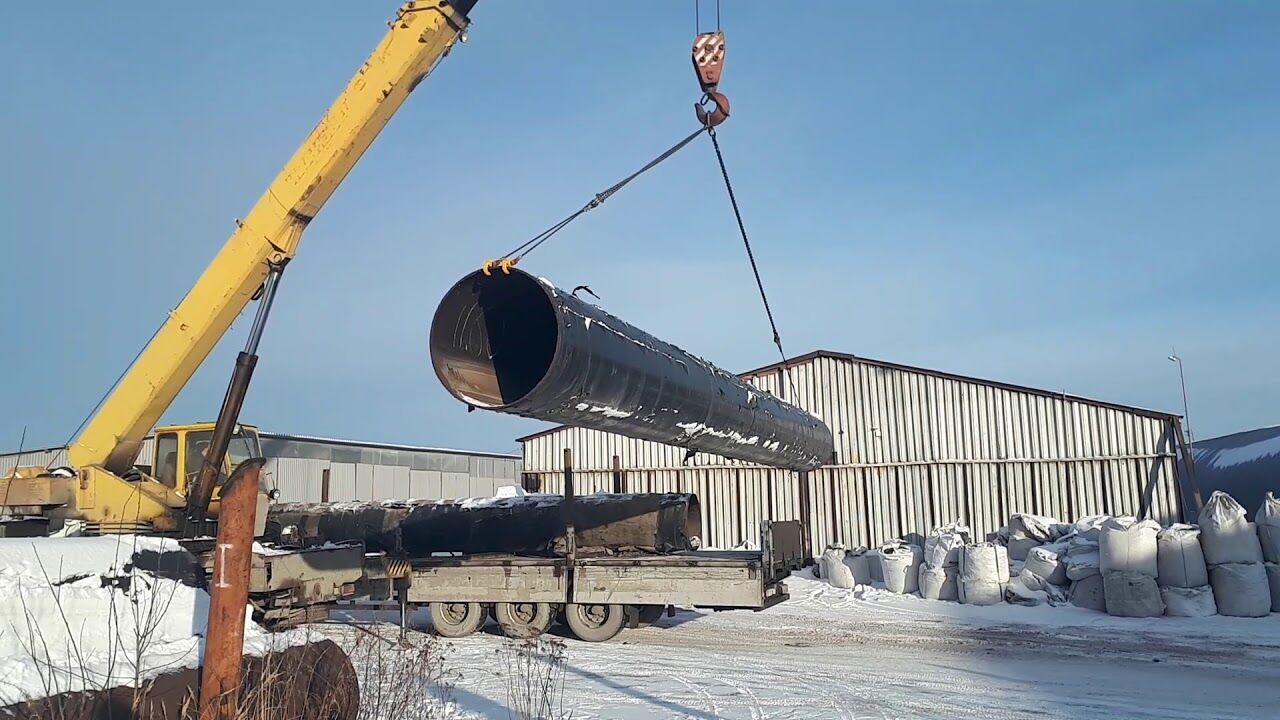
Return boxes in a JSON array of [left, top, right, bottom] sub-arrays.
[[1099, 517, 1160, 576], [959, 543, 1008, 606], [1160, 586, 1217, 617], [844, 546, 873, 586], [1199, 491, 1263, 565], [1064, 536, 1101, 581], [1266, 563, 1280, 613], [919, 564, 959, 601], [1200, 491, 1270, 617], [1258, 493, 1280, 573], [924, 522, 970, 569], [820, 544, 855, 589], [1210, 563, 1271, 617], [880, 542, 923, 594], [918, 523, 968, 601], [1062, 532, 1103, 610], [1155, 524, 1214, 616], [1023, 545, 1069, 586], [1100, 517, 1163, 617], [1001, 513, 1066, 561], [1261, 493, 1280, 613], [1104, 572, 1165, 617], [1156, 524, 1209, 588], [1068, 573, 1107, 611]]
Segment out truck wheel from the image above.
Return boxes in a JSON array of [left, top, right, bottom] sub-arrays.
[[429, 602, 485, 638], [564, 603, 624, 642], [494, 602, 554, 639]]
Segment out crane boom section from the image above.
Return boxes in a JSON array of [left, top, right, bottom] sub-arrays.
[[69, 2, 471, 473]]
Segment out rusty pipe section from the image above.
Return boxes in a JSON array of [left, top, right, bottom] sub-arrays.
[[430, 269, 834, 471], [199, 457, 265, 720]]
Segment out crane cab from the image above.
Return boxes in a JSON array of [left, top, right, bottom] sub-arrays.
[[147, 422, 263, 497]]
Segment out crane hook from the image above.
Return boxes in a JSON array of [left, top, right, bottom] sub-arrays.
[[692, 31, 730, 128]]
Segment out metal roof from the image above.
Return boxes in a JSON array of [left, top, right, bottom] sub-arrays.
[[259, 432, 519, 459], [515, 348, 1179, 443]]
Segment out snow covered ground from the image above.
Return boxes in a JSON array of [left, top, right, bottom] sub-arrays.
[[332, 570, 1280, 719]]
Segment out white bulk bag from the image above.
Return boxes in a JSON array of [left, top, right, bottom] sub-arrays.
[[1069, 574, 1107, 612], [1160, 585, 1217, 617], [880, 543, 922, 594], [959, 543, 1006, 606], [820, 545, 855, 589], [919, 564, 959, 601], [1004, 536, 1041, 562], [1209, 562, 1271, 618], [1266, 563, 1280, 613], [924, 522, 970, 568], [1103, 571, 1165, 618], [1200, 491, 1264, 566], [1257, 493, 1280, 565], [1007, 513, 1068, 543], [1023, 546, 1068, 586], [1065, 546, 1100, 581], [1099, 517, 1160, 577], [844, 547, 872, 586], [1017, 568, 1068, 604], [1156, 524, 1209, 589], [1072, 515, 1110, 543], [1005, 576, 1049, 607]]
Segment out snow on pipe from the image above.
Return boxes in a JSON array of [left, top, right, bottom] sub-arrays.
[[430, 268, 835, 471]]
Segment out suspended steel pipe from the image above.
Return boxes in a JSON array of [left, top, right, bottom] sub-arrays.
[[430, 269, 834, 471]]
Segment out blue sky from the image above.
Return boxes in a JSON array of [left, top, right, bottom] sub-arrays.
[[1, 2, 1276, 454]]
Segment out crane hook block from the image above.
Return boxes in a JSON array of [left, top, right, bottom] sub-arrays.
[[692, 31, 726, 92]]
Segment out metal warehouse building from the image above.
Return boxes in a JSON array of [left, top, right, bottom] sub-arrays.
[[0, 433, 519, 503], [519, 350, 1191, 555]]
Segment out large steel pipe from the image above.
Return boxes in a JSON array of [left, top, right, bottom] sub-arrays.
[[430, 269, 834, 471]]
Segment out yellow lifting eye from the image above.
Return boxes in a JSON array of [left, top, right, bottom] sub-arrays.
[[481, 258, 519, 276]]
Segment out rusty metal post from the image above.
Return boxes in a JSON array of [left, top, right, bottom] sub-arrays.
[[611, 455, 623, 494], [562, 448, 576, 559], [199, 457, 266, 720]]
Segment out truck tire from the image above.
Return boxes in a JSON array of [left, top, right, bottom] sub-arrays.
[[493, 602, 554, 639], [429, 602, 485, 638], [564, 603, 625, 642]]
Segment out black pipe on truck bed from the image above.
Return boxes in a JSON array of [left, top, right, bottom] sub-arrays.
[[267, 493, 702, 556], [430, 269, 834, 471]]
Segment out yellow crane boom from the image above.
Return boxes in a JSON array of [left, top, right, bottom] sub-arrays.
[[70, 1, 473, 476]]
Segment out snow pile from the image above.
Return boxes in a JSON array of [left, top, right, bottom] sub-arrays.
[[0, 536, 308, 703]]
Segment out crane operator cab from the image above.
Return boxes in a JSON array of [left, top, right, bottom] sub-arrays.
[[149, 422, 263, 495]]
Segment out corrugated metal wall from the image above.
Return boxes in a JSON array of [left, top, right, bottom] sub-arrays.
[[521, 353, 1184, 555], [1, 436, 519, 504]]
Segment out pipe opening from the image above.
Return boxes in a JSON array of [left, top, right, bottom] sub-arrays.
[[430, 271, 558, 408]]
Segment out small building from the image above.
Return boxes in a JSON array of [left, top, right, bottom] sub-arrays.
[[0, 432, 519, 504], [518, 350, 1191, 554]]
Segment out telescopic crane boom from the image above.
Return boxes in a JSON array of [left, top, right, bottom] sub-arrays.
[[3, 1, 475, 533]]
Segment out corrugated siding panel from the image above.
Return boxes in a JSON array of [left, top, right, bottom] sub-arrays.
[[266, 458, 327, 503]]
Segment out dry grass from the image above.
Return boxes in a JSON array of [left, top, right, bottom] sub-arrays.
[[502, 637, 569, 720]]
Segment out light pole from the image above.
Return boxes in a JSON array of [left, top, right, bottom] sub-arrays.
[[1167, 352, 1193, 450]]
